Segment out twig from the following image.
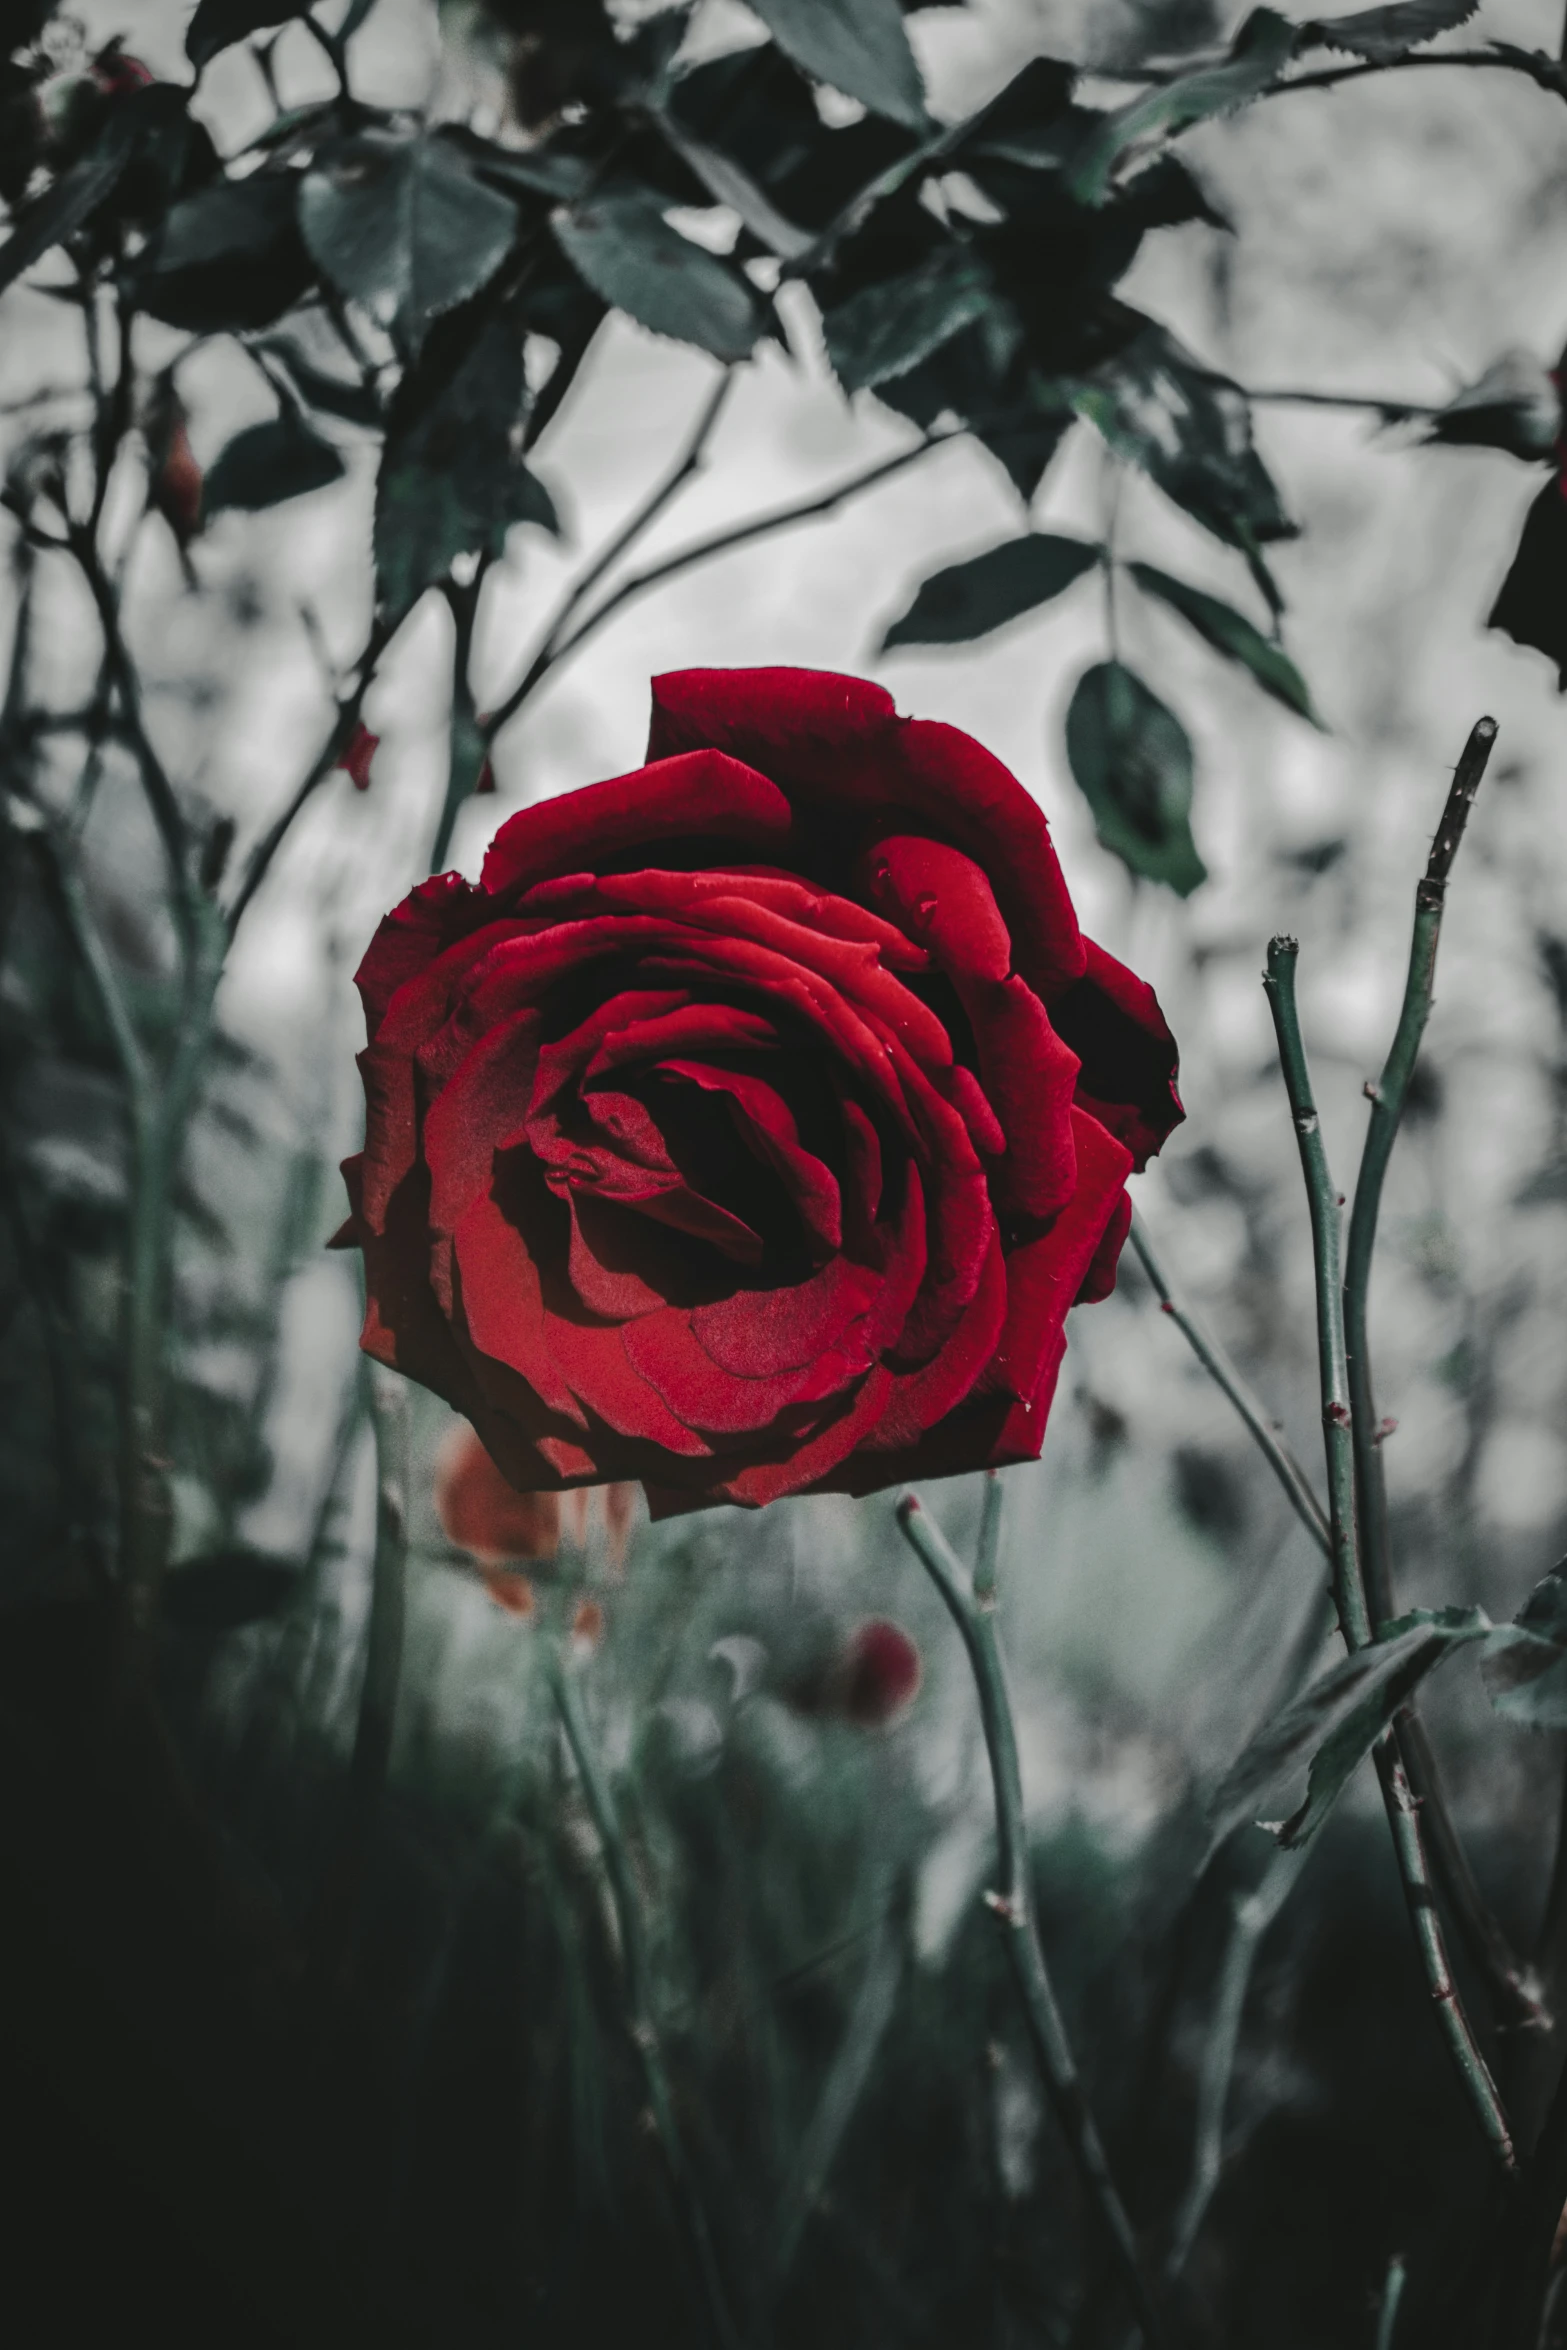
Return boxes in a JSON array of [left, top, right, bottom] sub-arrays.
[[1128, 1210, 1330, 1554], [1338, 719, 1542, 2032], [1263, 939, 1515, 2172], [896, 1486, 1170, 2350], [1165, 1843, 1308, 2280], [308, 1360, 409, 1996], [484, 431, 945, 749], [429, 558, 492, 873], [226, 619, 394, 934], [1377, 2253, 1408, 2350], [1345, 717, 1497, 1623], [477, 366, 730, 748], [550, 1652, 742, 2350], [1267, 49, 1564, 101]]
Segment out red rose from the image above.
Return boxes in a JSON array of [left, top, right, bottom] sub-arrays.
[[337, 670, 1181, 1515]]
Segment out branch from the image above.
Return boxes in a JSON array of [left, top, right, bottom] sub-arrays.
[[477, 365, 732, 748], [226, 619, 394, 935], [1164, 1842, 1309, 2279], [550, 1652, 741, 2350], [896, 1485, 1171, 2350], [308, 1360, 409, 1997], [1128, 1209, 1330, 1553], [429, 558, 492, 875], [1266, 48, 1564, 101], [484, 430, 944, 748], [1264, 938, 1515, 2173]]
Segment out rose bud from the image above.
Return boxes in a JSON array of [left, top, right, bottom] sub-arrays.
[[339, 723, 379, 793], [149, 402, 203, 552], [435, 1420, 561, 1565], [837, 1619, 922, 1728], [337, 669, 1182, 1513]]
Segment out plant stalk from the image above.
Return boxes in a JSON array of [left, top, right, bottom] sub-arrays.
[[897, 1487, 1170, 2350], [1264, 938, 1514, 2171]]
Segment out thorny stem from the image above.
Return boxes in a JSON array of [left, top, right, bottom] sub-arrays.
[[550, 1654, 742, 2350], [1336, 720, 1542, 2035], [896, 1489, 1170, 2350], [226, 619, 394, 933], [1264, 939, 1515, 2173], [1127, 1211, 1330, 1554], [1345, 717, 1497, 1625]]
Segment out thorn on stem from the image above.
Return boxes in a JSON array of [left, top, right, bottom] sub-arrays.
[[984, 1889, 1023, 1927], [1374, 1417, 1399, 1444], [1324, 1401, 1351, 1429], [1363, 1080, 1382, 1102]]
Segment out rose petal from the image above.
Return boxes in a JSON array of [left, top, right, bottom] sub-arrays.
[[480, 749, 796, 901], [1052, 939, 1184, 1170]]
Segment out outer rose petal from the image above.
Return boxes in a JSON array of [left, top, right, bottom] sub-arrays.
[[1052, 939, 1183, 1170], [480, 749, 796, 901], [647, 668, 1087, 1000]]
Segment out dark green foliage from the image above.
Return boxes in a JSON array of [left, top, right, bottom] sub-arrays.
[[880, 532, 1100, 649], [186, 0, 313, 70], [1302, 0, 1479, 65], [203, 412, 347, 516], [1206, 1609, 1489, 1858], [1488, 479, 1567, 687], [1129, 560, 1321, 722], [301, 132, 519, 360], [552, 183, 768, 363], [1065, 661, 1206, 894], [137, 172, 315, 332], [1482, 1561, 1567, 1726], [0, 105, 139, 294], [746, 0, 928, 130], [1077, 319, 1295, 552], [823, 244, 995, 395], [374, 295, 559, 623], [1069, 8, 1299, 206], [1424, 352, 1562, 460]]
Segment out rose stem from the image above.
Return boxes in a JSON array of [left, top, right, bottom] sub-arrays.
[[1134, 1186, 1539, 2030], [895, 1485, 1171, 2350], [1345, 716, 1496, 1622], [1162, 1842, 1307, 2282], [1263, 937, 1515, 2171], [1336, 719, 1543, 2032], [550, 1653, 742, 2350], [308, 1361, 409, 1996], [1127, 1210, 1330, 1552]]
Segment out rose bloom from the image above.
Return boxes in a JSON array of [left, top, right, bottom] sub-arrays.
[[338, 670, 1181, 1515]]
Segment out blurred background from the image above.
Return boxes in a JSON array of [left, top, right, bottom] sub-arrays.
[[3, 2, 1567, 2345]]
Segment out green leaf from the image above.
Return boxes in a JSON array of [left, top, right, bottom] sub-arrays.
[[1301, 0, 1478, 65], [1065, 662, 1205, 895], [301, 132, 519, 358], [551, 184, 766, 363], [163, 1549, 298, 1629], [1069, 9, 1299, 206], [1482, 1563, 1567, 1728], [186, 0, 311, 70], [880, 533, 1100, 650], [204, 413, 347, 515], [747, 0, 928, 130], [1205, 1607, 1490, 1861], [1074, 318, 1294, 551], [0, 107, 139, 297], [652, 111, 814, 260], [823, 244, 994, 396], [137, 174, 314, 332], [374, 297, 559, 624], [1489, 480, 1567, 689], [1424, 351, 1562, 461], [1128, 561, 1322, 724]]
